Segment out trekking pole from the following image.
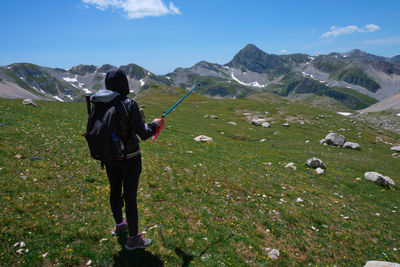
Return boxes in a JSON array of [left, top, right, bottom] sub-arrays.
[[162, 83, 200, 118], [152, 83, 200, 142]]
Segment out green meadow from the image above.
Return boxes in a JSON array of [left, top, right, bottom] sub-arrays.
[[1, 87, 399, 266]]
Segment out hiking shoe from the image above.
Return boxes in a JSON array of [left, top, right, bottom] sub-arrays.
[[125, 233, 152, 250], [112, 220, 128, 236]]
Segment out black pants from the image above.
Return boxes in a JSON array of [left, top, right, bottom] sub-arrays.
[[105, 155, 141, 236]]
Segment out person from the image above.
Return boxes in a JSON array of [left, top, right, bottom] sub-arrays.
[[101, 68, 163, 250]]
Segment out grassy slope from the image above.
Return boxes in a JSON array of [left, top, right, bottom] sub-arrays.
[[0, 88, 399, 266]]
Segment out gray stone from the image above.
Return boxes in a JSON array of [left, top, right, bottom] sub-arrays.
[[282, 122, 290, 127], [284, 162, 296, 170], [343, 142, 361, 150], [22, 99, 37, 106], [364, 172, 395, 187], [364, 261, 400, 267], [319, 139, 327, 145], [325, 133, 346, 146], [251, 119, 261, 126], [261, 122, 270, 128], [391, 146, 400, 152], [306, 158, 326, 169], [194, 135, 213, 142], [268, 249, 280, 260], [316, 167, 325, 175]]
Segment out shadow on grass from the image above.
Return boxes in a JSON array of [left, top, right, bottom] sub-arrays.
[[112, 234, 164, 267], [159, 226, 234, 267]]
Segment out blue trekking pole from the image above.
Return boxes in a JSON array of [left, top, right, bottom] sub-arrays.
[[152, 83, 200, 141], [162, 83, 201, 118]]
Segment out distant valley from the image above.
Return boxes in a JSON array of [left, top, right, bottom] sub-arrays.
[[1, 44, 400, 110]]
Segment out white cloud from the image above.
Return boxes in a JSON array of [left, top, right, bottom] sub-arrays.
[[365, 24, 380, 32], [278, 49, 288, 53], [82, 0, 181, 19], [362, 37, 400, 45], [321, 24, 380, 39]]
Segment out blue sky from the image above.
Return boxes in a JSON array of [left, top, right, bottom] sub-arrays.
[[1, 0, 399, 74]]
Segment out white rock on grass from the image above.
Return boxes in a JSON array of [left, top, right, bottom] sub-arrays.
[[316, 167, 325, 175], [251, 119, 261, 126], [391, 146, 400, 152], [282, 122, 290, 127], [268, 249, 280, 260], [262, 122, 270, 128], [284, 162, 297, 170], [306, 158, 326, 169], [364, 261, 400, 267], [325, 133, 346, 146], [228, 121, 237, 126], [194, 135, 213, 142], [295, 198, 304, 203], [343, 142, 361, 150], [22, 99, 37, 106], [364, 172, 395, 187]]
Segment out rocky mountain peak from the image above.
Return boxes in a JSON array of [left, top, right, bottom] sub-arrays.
[[69, 64, 97, 76], [226, 44, 289, 74]]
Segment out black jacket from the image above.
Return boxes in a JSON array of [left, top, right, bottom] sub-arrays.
[[117, 97, 157, 153], [91, 68, 157, 155], [91, 90, 157, 155]]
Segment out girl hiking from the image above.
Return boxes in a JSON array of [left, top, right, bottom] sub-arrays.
[[92, 68, 163, 250]]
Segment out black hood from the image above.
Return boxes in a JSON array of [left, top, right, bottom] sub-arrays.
[[105, 68, 129, 96]]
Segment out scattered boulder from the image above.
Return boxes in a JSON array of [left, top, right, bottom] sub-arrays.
[[267, 249, 280, 260], [209, 115, 218, 119], [364, 172, 395, 187], [282, 122, 290, 127], [261, 122, 270, 128], [316, 167, 325, 175], [306, 158, 326, 169], [325, 133, 346, 146], [364, 261, 400, 267], [194, 135, 213, 142], [391, 146, 400, 152], [284, 162, 297, 170], [343, 142, 361, 150], [319, 139, 327, 145], [251, 119, 261, 126], [228, 121, 237, 126], [22, 99, 37, 106]]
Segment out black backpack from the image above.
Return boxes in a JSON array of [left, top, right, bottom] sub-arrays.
[[85, 95, 128, 162]]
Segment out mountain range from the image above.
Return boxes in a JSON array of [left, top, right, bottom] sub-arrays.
[[1, 44, 400, 110]]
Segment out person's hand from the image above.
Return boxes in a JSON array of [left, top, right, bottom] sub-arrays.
[[153, 117, 164, 126]]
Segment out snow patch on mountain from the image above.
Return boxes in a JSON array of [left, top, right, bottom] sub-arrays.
[[63, 76, 78, 83], [82, 88, 92, 94], [53, 96, 64, 102], [140, 79, 145, 86], [337, 112, 352, 116], [231, 72, 265, 88]]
